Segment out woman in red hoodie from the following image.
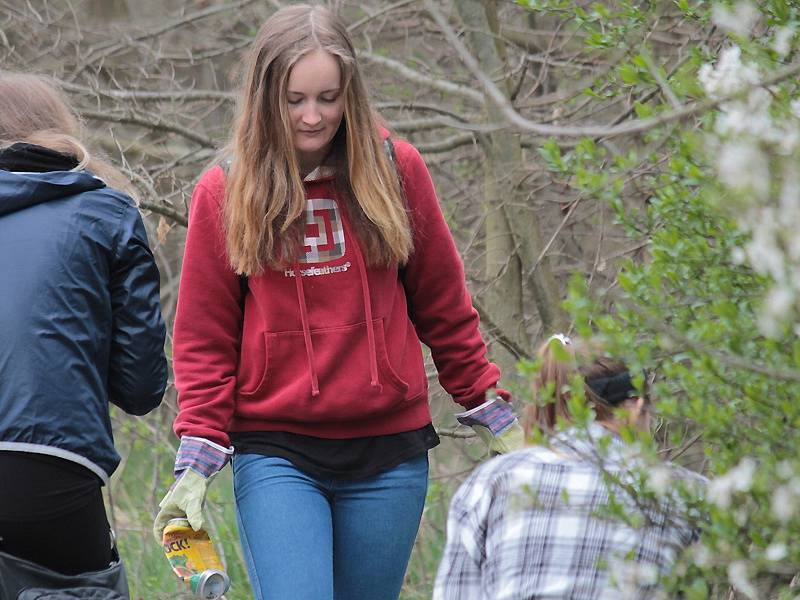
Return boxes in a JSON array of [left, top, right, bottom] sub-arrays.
[[153, 5, 516, 599]]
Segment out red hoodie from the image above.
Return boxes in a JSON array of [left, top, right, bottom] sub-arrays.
[[172, 138, 501, 447]]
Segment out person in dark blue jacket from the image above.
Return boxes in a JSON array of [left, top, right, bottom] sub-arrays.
[[0, 72, 168, 577]]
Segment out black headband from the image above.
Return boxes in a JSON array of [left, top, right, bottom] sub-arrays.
[[584, 371, 638, 406]]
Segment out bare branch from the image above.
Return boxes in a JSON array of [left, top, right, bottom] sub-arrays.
[[60, 80, 235, 103], [80, 109, 218, 149], [425, 0, 800, 139], [436, 427, 477, 439], [347, 0, 419, 32], [415, 133, 477, 153], [138, 200, 188, 227], [77, 0, 268, 72], [360, 51, 485, 104]]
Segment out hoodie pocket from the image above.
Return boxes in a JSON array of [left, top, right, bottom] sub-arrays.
[[236, 325, 267, 396], [238, 318, 410, 421]]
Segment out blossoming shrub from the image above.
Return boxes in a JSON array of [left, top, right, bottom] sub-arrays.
[[521, 0, 800, 597]]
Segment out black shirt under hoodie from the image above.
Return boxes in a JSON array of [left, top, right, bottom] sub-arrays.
[[231, 424, 439, 481]]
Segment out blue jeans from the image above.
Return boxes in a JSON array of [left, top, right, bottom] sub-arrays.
[[232, 453, 429, 600]]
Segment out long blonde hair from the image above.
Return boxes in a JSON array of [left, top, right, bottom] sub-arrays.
[[523, 337, 635, 437], [224, 4, 412, 274], [0, 72, 131, 193]]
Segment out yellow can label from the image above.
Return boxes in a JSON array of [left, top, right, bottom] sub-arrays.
[[162, 519, 225, 579]]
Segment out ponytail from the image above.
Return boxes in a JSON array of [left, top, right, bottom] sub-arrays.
[[523, 335, 628, 436]]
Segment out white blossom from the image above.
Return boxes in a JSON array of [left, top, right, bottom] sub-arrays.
[[773, 26, 795, 57], [707, 457, 757, 509], [699, 46, 761, 100], [700, 42, 800, 337], [611, 560, 659, 599], [771, 485, 796, 522], [715, 89, 774, 140], [777, 123, 800, 155], [711, 2, 760, 38], [777, 461, 795, 479], [734, 508, 749, 526], [758, 285, 794, 336], [647, 465, 672, 496], [742, 207, 784, 280], [766, 542, 788, 561], [728, 560, 759, 600], [693, 543, 712, 568], [716, 140, 769, 200], [780, 173, 800, 221]]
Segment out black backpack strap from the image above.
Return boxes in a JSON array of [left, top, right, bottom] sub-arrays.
[[221, 158, 247, 309], [384, 137, 398, 168], [239, 274, 248, 311], [382, 137, 413, 292]]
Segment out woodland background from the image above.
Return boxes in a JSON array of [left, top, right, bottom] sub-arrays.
[[3, 0, 800, 598]]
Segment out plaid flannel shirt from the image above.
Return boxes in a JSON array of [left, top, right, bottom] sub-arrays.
[[434, 423, 704, 600]]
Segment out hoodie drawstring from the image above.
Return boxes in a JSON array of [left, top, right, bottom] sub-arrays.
[[292, 261, 320, 397], [352, 240, 381, 391], [340, 216, 381, 392], [292, 216, 382, 397]]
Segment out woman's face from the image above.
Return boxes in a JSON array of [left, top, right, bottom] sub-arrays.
[[286, 49, 345, 172]]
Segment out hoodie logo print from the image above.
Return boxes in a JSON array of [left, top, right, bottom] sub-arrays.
[[300, 198, 345, 264]]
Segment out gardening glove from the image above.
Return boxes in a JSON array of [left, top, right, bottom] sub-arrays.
[[152, 436, 232, 543], [455, 389, 524, 455]]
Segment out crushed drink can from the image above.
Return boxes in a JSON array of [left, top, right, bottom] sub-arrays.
[[162, 518, 231, 599]]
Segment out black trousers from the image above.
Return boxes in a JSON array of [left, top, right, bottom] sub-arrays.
[[0, 451, 113, 575]]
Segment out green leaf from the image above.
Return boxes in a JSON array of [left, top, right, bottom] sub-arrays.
[[619, 63, 640, 85]]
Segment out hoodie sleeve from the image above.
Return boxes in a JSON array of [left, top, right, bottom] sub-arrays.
[[171, 167, 242, 447], [108, 201, 168, 415], [394, 140, 501, 408]]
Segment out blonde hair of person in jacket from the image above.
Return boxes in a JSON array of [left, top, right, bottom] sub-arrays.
[[0, 71, 130, 192]]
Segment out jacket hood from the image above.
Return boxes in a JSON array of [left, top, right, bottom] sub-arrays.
[[0, 169, 106, 217]]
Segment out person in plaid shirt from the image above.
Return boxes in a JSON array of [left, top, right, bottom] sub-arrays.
[[434, 335, 705, 600]]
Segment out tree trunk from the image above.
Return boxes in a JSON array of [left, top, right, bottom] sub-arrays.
[[452, 0, 565, 372]]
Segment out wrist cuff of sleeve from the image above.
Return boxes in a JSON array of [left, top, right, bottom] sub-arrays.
[[174, 436, 233, 478], [455, 398, 516, 436]]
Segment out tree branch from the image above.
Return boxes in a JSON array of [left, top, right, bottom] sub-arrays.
[[473, 296, 532, 360], [360, 51, 485, 104], [425, 0, 800, 139], [80, 109, 217, 149], [138, 200, 188, 227], [60, 80, 235, 103], [614, 292, 800, 383], [347, 0, 419, 32]]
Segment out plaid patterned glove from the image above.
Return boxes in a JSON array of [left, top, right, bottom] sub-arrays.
[[455, 390, 524, 455], [152, 436, 232, 543]]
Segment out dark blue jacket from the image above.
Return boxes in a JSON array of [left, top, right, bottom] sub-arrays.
[[0, 166, 167, 482]]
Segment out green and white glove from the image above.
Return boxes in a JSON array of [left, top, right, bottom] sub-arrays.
[[152, 436, 232, 543], [152, 469, 211, 542], [455, 389, 524, 455]]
